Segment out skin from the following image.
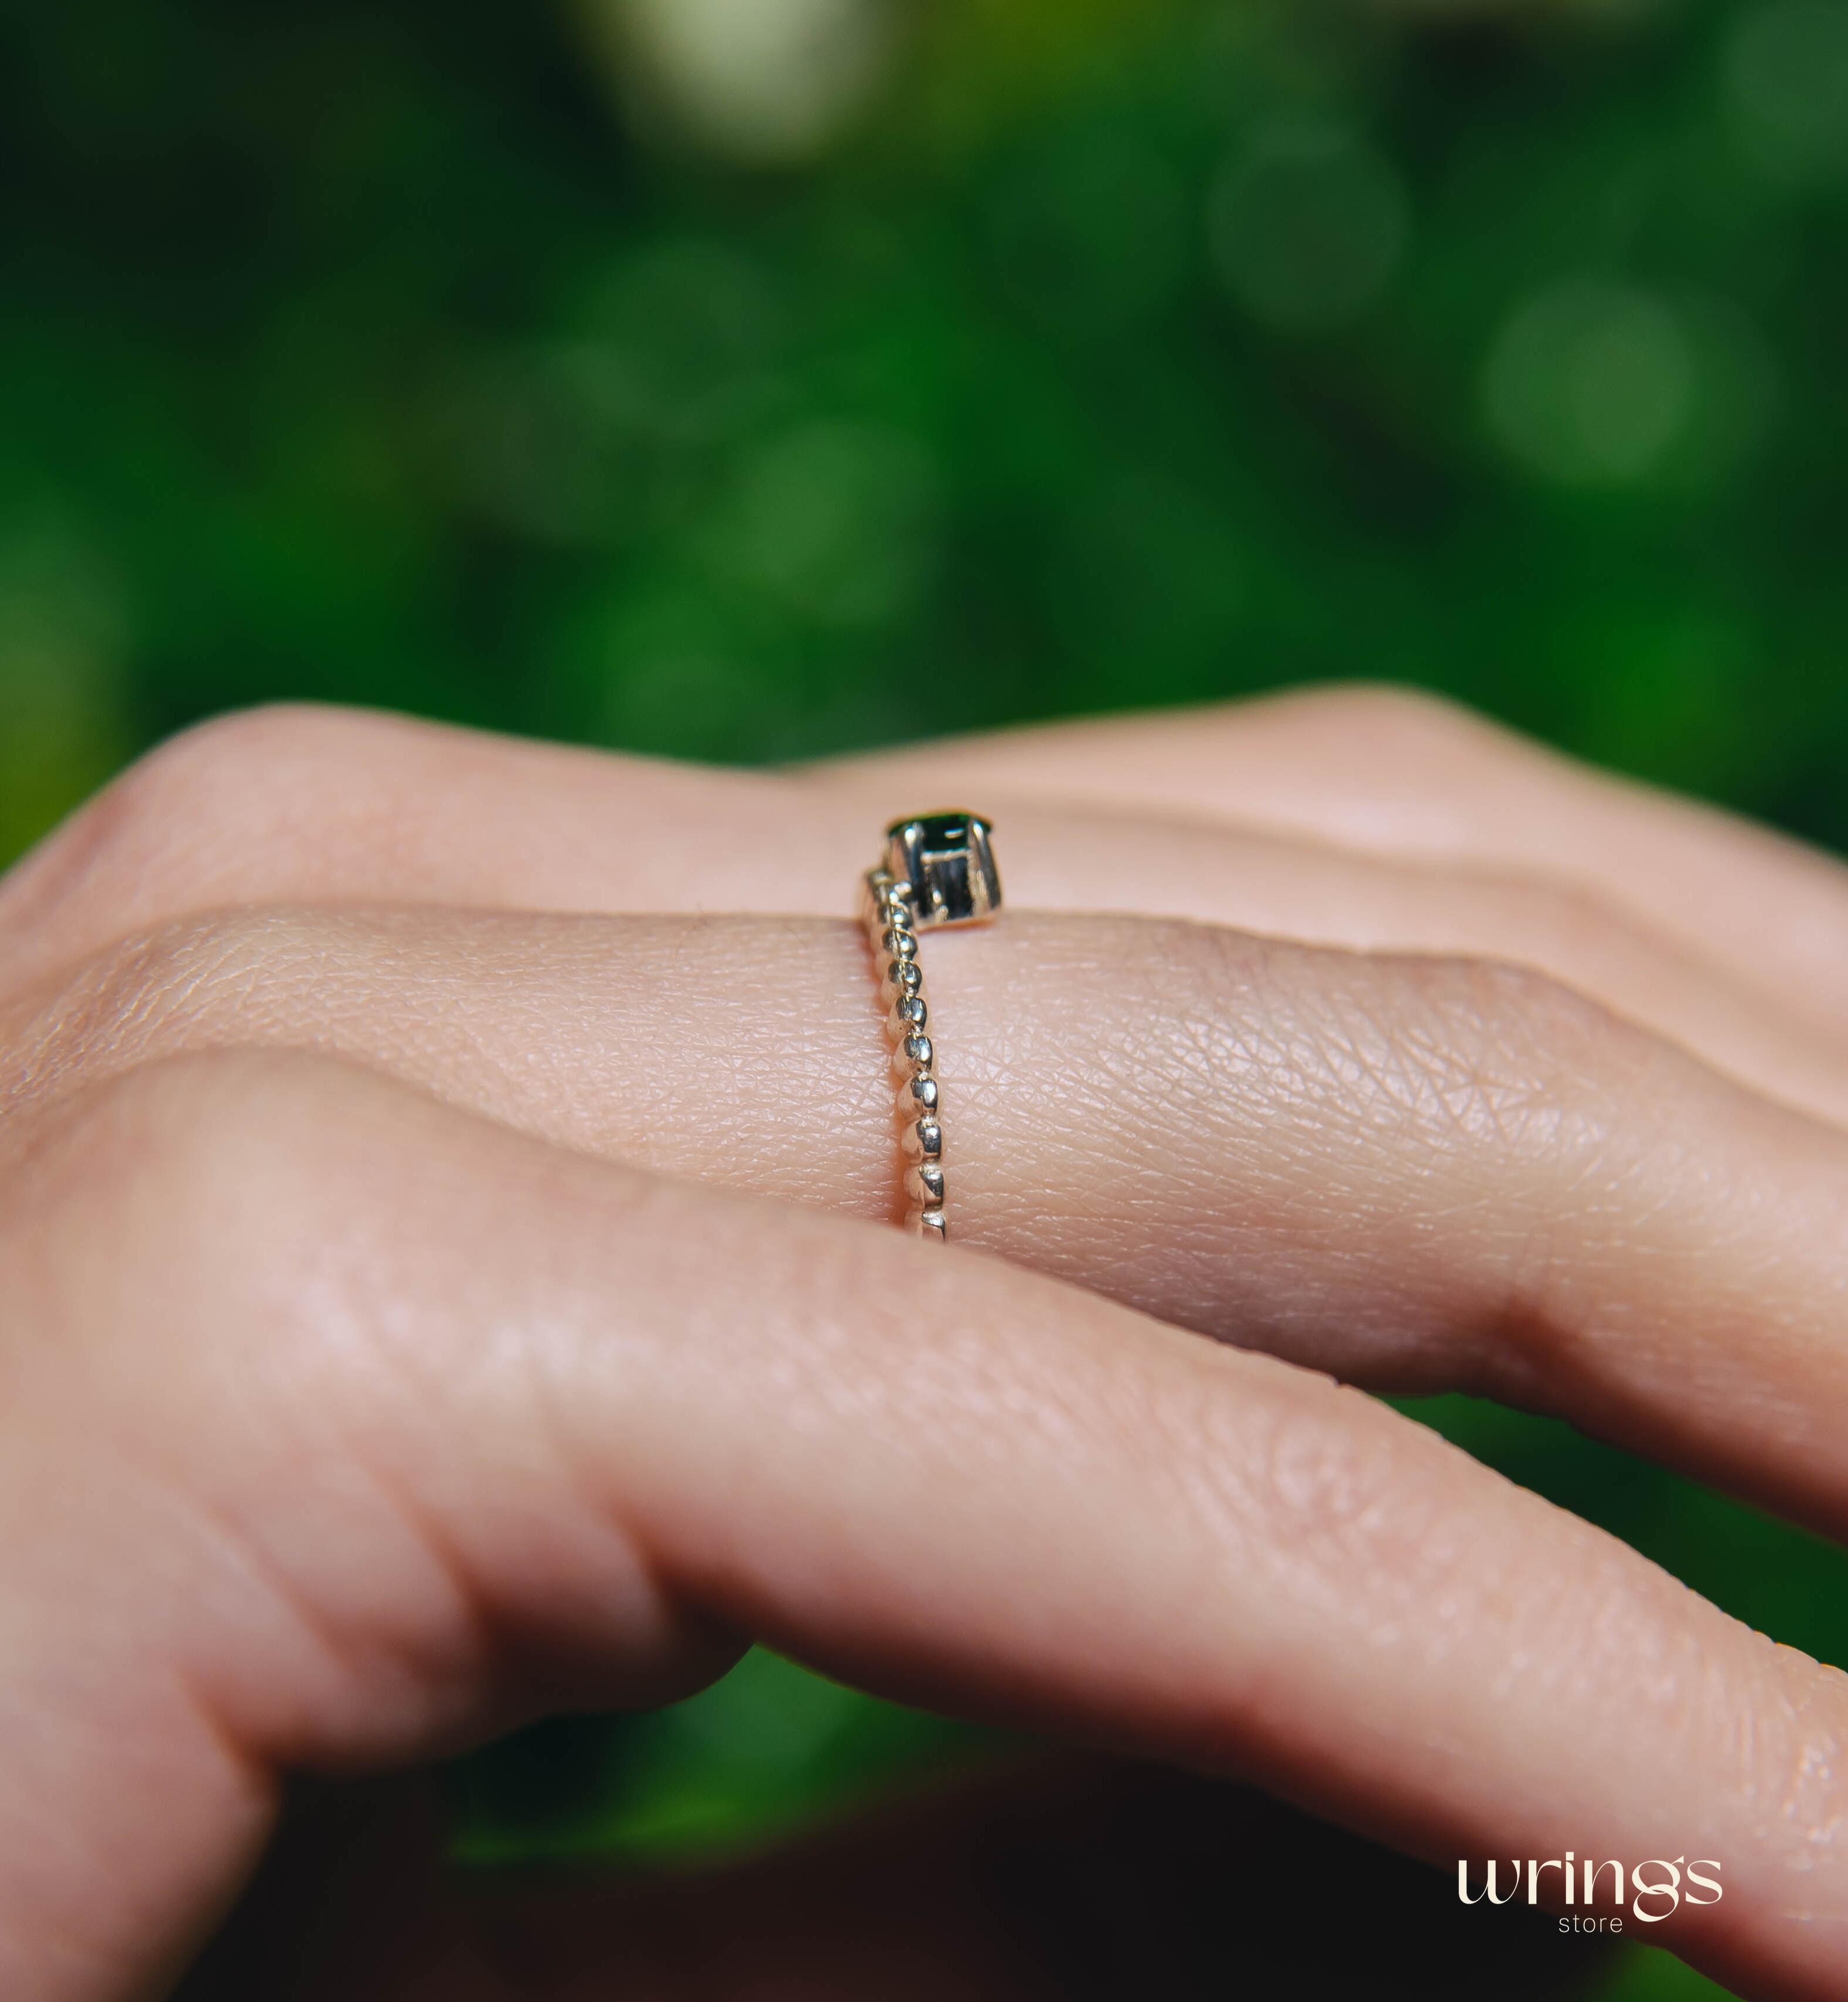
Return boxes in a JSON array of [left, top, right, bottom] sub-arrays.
[[2, 685, 1848, 1999]]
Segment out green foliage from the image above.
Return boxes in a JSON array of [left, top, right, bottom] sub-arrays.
[[4, 0, 1845, 831], [4, 3, 1843, 1989], [451, 1650, 1000, 1866]]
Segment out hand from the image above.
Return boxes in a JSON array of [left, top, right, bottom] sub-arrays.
[[4, 686, 1846, 2001]]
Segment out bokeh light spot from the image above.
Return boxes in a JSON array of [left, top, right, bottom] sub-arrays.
[[442, 241, 785, 546], [704, 419, 940, 627], [1723, 0, 1848, 183], [588, 0, 901, 162], [1482, 278, 1698, 486], [1208, 118, 1410, 333], [578, 240, 788, 438]]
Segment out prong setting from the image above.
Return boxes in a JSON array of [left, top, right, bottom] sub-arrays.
[[883, 813, 1001, 929]]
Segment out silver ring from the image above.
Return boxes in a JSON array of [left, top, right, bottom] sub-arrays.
[[861, 812, 1003, 1243]]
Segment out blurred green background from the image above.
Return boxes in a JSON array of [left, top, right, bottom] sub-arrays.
[[6, 0, 1847, 1993]]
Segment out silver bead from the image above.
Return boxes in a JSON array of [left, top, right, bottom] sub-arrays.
[[881, 928, 919, 960], [907, 1073, 939, 1112], [902, 1115, 942, 1160], [916, 1208, 947, 1243], [861, 870, 899, 927], [884, 959, 923, 997], [888, 994, 928, 1038], [905, 1162, 945, 1207], [890, 1033, 933, 1079]]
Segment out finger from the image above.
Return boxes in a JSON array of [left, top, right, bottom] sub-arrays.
[[828, 681, 1848, 1038], [12, 908, 1848, 1540], [3, 1050, 1839, 2001], [5, 707, 1848, 1134]]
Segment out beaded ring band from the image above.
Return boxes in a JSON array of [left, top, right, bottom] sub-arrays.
[[861, 812, 1003, 1243]]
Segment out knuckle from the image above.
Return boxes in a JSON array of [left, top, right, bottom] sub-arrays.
[[1280, 680, 1505, 758], [0, 1052, 325, 1331], [125, 700, 343, 784], [1757, 1652, 1848, 1849], [2, 1049, 393, 1360], [5, 909, 322, 1120], [1328, 946, 1648, 1166], [0, 704, 377, 950], [1249, 1391, 1433, 1566], [0, 1048, 507, 1758], [42, 702, 332, 859], [1374, 951, 1673, 1356], [1113, 917, 1651, 1191], [1176, 1367, 1462, 1595], [1177, 925, 1669, 1385], [1421, 945, 1601, 1056], [13, 1046, 335, 1230]]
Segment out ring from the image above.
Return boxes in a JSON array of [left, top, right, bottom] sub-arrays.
[[861, 812, 1003, 1243]]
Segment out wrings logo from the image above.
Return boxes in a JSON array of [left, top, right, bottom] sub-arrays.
[[1458, 1855, 1722, 1933]]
